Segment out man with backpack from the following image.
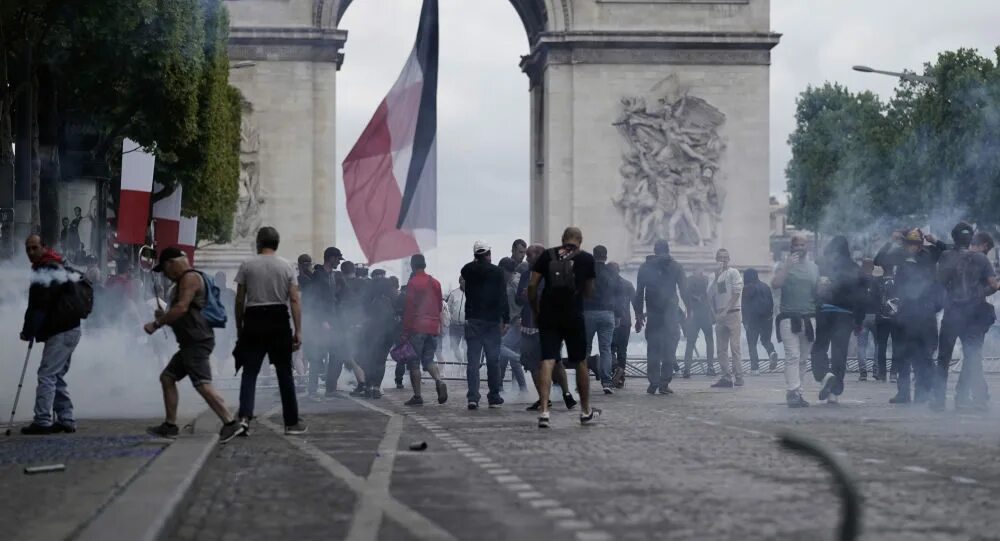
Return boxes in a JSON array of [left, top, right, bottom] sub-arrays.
[[528, 227, 601, 428], [144, 246, 244, 442], [933, 225, 1000, 411], [634, 240, 687, 395], [19, 235, 86, 435], [234, 227, 307, 435]]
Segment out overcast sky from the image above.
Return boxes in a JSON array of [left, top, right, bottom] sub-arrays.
[[333, 0, 1000, 263]]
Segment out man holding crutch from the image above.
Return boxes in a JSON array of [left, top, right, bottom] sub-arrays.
[[17, 235, 82, 435]]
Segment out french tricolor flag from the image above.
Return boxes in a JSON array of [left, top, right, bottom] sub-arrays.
[[177, 216, 198, 265], [117, 139, 155, 245], [343, 0, 438, 265], [152, 183, 182, 250]]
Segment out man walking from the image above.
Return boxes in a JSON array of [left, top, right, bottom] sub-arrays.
[[708, 248, 744, 388], [234, 227, 307, 435], [682, 268, 715, 378], [773, 235, 818, 408], [461, 241, 509, 409], [400, 254, 449, 406], [583, 245, 620, 394], [608, 262, 635, 388], [19, 235, 83, 435], [498, 257, 528, 393], [338, 261, 370, 396], [529, 227, 600, 427], [634, 240, 687, 395], [934, 226, 999, 411], [519, 243, 577, 411], [741, 268, 777, 376], [144, 247, 244, 442], [307, 247, 343, 397]]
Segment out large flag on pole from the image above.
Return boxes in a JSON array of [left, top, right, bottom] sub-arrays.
[[343, 0, 438, 265], [177, 216, 198, 265], [117, 139, 155, 245]]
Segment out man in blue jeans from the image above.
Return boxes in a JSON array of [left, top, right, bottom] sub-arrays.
[[584, 245, 620, 394], [460, 241, 510, 409], [19, 235, 82, 435]]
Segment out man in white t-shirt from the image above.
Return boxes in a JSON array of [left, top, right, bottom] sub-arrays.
[[234, 226, 307, 435], [708, 248, 745, 388]]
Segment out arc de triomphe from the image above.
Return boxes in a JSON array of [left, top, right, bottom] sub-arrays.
[[207, 0, 779, 273]]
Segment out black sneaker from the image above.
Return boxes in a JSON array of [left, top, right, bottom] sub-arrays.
[[395, 380, 405, 390], [538, 413, 551, 429], [467, 402, 479, 410], [647, 384, 658, 395], [20, 423, 56, 435], [527, 400, 553, 411], [602, 386, 614, 395], [436, 381, 448, 404], [889, 394, 910, 404], [768, 351, 779, 371], [858, 371, 868, 382], [488, 397, 504, 409], [818, 373, 835, 401], [706, 368, 717, 377], [711, 378, 734, 388], [350, 384, 368, 397], [219, 420, 246, 444], [786, 391, 809, 408], [405, 395, 425, 406], [146, 422, 180, 439], [580, 408, 602, 425], [563, 393, 577, 410], [681, 369, 691, 379], [285, 422, 309, 435], [370, 389, 383, 399], [54, 423, 77, 434], [659, 385, 674, 395]]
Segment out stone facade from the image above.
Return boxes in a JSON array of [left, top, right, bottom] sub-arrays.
[[211, 0, 777, 275]]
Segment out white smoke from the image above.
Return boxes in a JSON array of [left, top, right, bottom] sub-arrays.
[[0, 257, 208, 423], [29, 266, 82, 286]]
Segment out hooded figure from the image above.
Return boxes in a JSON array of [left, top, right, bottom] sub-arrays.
[[811, 236, 867, 404], [633, 240, 687, 394], [741, 268, 777, 373]]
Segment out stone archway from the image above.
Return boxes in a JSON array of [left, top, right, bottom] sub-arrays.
[[215, 0, 779, 275]]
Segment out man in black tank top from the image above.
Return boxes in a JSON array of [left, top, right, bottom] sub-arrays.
[[145, 247, 245, 443]]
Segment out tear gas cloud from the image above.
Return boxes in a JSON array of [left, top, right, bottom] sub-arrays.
[[0, 257, 204, 422]]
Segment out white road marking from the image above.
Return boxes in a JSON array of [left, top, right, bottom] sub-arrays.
[[863, 458, 885, 464], [545, 508, 576, 518], [529, 499, 561, 509], [556, 519, 593, 530], [576, 531, 614, 541], [517, 491, 545, 499], [902, 466, 930, 474], [951, 476, 978, 485]]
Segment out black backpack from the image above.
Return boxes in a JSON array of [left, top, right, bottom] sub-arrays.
[[546, 248, 578, 293], [60, 266, 94, 320]]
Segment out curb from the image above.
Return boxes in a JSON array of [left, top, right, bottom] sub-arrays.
[[74, 409, 219, 541]]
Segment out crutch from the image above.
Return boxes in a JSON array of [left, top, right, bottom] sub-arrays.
[[5, 340, 35, 436]]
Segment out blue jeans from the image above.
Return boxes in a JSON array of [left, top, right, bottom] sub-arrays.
[[34, 327, 81, 427], [584, 310, 616, 387], [465, 319, 502, 404]]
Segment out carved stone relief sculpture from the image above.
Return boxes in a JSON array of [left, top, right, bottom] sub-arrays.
[[613, 76, 727, 247], [235, 98, 265, 241]]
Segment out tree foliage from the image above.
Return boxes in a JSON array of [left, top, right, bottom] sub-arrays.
[[786, 48, 1000, 234], [1, 0, 241, 245]]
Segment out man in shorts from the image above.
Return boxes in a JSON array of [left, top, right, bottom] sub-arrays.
[[528, 227, 601, 428], [400, 254, 448, 406], [144, 247, 244, 442]]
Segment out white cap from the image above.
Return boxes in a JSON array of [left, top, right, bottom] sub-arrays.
[[473, 240, 491, 255]]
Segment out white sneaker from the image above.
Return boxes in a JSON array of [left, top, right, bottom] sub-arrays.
[[538, 412, 550, 429], [827, 394, 840, 405], [602, 386, 614, 395], [818, 373, 836, 401]]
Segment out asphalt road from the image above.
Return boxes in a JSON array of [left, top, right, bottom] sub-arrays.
[[164, 373, 1000, 541]]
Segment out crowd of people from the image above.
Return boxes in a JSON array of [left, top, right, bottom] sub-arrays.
[[15, 219, 1000, 438]]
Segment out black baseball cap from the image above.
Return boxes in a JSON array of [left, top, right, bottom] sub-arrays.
[[152, 246, 185, 272]]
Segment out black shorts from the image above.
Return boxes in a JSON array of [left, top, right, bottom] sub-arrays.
[[539, 319, 587, 363], [520, 332, 542, 371], [163, 341, 214, 387]]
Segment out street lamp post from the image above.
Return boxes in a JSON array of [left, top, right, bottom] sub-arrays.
[[852, 65, 936, 85]]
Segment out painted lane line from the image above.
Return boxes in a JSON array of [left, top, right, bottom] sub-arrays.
[[901, 466, 930, 474], [862, 458, 885, 465], [345, 414, 404, 541], [496, 475, 523, 484], [576, 531, 614, 541], [529, 499, 561, 509], [517, 491, 546, 499], [505, 483, 534, 491], [486, 469, 512, 475]]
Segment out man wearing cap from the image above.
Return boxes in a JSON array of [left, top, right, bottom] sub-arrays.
[[461, 241, 510, 409], [584, 245, 621, 394], [400, 254, 449, 406], [234, 227, 308, 434], [144, 247, 245, 442], [934, 225, 1000, 411], [875, 228, 943, 404]]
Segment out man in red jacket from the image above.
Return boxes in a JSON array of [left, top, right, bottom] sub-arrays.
[[402, 254, 448, 406]]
